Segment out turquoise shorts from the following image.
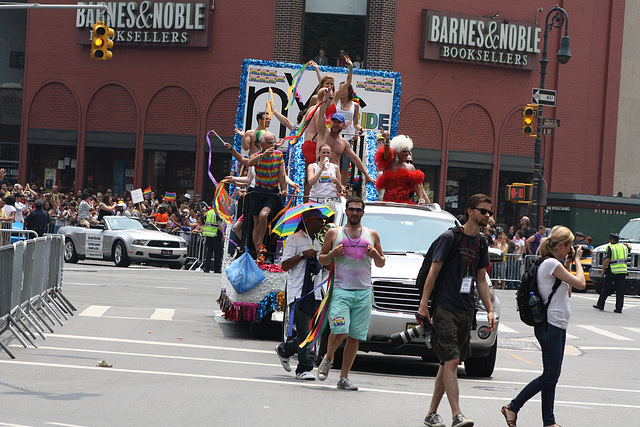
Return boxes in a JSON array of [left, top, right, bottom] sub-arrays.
[[329, 287, 373, 340]]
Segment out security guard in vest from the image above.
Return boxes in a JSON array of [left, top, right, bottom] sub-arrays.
[[594, 233, 631, 313], [203, 208, 222, 273]]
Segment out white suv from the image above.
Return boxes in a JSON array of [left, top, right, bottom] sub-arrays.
[[314, 201, 501, 377]]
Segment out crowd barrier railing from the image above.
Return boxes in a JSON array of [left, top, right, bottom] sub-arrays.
[[0, 232, 76, 359], [488, 253, 538, 290], [172, 229, 206, 270]]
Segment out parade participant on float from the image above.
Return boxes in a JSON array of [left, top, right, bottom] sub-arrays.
[[236, 112, 271, 156], [307, 144, 343, 202], [374, 129, 429, 204], [315, 87, 375, 185]]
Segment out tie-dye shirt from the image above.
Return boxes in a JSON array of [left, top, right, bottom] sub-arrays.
[[252, 150, 284, 189], [332, 226, 373, 290]]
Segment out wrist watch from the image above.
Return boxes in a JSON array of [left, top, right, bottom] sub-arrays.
[[299, 253, 305, 259]]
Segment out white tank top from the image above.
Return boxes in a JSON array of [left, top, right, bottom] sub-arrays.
[[336, 99, 356, 139], [332, 226, 373, 290], [309, 163, 338, 200]]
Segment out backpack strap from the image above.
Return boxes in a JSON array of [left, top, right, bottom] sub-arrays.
[[545, 277, 562, 308]]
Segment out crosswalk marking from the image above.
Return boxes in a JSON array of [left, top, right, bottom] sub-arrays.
[[79, 305, 110, 317], [150, 308, 175, 321], [498, 323, 518, 333], [575, 325, 633, 341]]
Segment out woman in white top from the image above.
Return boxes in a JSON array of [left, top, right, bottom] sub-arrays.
[[307, 144, 343, 202], [501, 225, 585, 427]]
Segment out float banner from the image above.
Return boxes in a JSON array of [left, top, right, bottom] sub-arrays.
[[234, 59, 402, 149]]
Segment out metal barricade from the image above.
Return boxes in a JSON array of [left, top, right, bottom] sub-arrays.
[[174, 229, 206, 270], [0, 233, 75, 359], [488, 252, 526, 290], [0, 219, 13, 246]]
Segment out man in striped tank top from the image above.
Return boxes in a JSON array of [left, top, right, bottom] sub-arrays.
[[224, 131, 287, 257], [316, 196, 385, 390]]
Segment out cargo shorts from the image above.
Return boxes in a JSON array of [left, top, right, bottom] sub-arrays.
[[432, 306, 474, 363]]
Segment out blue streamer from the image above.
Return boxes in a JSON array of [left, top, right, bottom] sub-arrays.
[[287, 276, 329, 337], [255, 292, 282, 323]]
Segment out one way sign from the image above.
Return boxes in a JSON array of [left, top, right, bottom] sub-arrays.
[[532, 88, 557, 107]]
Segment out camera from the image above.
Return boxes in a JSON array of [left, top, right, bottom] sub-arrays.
[[388, 324, 433, 349], [573, 244, 591, 257]]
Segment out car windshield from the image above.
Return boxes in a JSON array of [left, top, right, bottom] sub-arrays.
[[106, 217, 157, 231], [361, 213, 456, 254], [619, 220, 640, 242]]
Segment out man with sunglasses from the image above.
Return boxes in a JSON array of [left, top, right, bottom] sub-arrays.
[[316, 196, 385, 390], [417, 194, 496, 427]]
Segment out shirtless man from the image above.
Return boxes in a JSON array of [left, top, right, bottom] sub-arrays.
[[316, 87, 374, 185], [236, 111, 271, 156]]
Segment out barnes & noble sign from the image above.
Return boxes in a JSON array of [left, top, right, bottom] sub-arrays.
[[76, 1, 210, 47], [421, 10, 541, 70]]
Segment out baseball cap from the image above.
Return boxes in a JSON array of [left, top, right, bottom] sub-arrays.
[[184, 193, 192, 199], [575, 231, 585, 238], [117, 201, 126, 207], [330, 113, 345, 123], [302, 209, 328, 221]]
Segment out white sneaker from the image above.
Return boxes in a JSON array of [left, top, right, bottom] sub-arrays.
[[317, 355, 333, 381], [295, 371, 316, 381], [336, 375, 358, 390], [275, 346, 291, 372]]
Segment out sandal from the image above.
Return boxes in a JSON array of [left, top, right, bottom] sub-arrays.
[[501, 405, 517, 427], [258, 244, 267, 254]]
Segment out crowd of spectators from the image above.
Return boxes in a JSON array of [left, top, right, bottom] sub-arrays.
[[1, 168, 211, 236]]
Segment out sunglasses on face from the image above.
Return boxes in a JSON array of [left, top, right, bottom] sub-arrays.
[[473, 207, 494, 217], [346, 207, 364, 213]]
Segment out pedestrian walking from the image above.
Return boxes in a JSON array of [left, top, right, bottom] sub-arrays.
[[275, 208, 327, 380], [316, 196, 385, 390], [501, 225, 586, 427], [593, 232, 630, 313], [417, 194, 496, 427]]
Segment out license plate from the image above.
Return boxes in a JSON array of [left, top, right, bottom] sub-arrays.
[[161, 249, 172, 256]]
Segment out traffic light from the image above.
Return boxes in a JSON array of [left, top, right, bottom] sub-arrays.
[[506, 183, 533, 203], [522, 104, 537, 136], [91, 21, 114, 60]]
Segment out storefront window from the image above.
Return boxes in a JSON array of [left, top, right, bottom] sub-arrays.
[[84, 147, 135, 194], [414, 164, 438, 203], [144, 149, 196, 198], [445, 167, 490, 218], [498, 170, 533, 231], [27, 144, 76, 191], [303, 13, 366, 67]]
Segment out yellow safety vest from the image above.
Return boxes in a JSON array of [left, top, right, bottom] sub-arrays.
[[607, 243, 628, 275], [203, 209, 219, 237]]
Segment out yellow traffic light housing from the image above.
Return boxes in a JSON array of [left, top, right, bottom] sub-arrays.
[[91, 21, 114, 60], [522, 104, 537, 137]]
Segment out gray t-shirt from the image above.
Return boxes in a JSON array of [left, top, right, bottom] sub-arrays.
[[78, 200, 91, 219], [432, 229, 489, 314]]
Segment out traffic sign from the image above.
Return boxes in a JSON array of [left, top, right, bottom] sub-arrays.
[[532, 88, 557, 107], [542, 118, 560, 128], [541, 127, 554, 135]]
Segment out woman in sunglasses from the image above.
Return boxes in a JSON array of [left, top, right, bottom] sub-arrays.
[[374, 130, 430, 205]]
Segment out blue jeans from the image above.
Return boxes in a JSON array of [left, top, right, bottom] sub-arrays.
[[509, 322, 566, 426], [277, 305, 313, 374]]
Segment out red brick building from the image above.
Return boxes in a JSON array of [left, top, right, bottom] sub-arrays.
[[17, 0, 624, 221]]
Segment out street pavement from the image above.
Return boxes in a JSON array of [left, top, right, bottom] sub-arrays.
[[1, 261, 639, 426]]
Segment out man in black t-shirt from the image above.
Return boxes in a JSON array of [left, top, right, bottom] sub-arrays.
[[417, 194, 496, 427]]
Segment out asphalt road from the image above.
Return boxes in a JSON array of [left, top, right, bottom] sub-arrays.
[[1, 261, 639, 427]]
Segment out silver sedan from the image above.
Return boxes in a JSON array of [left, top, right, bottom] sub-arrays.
[[60, 216, 188, 269]]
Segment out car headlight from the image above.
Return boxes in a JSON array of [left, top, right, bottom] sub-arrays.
[[132, 239, 149, 246], [179, 241, 187, 248]]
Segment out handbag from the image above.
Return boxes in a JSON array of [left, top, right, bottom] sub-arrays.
[[225, 246, 266, 294]]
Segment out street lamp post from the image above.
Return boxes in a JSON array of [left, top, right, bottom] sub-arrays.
[[531, 6, 571, 227]]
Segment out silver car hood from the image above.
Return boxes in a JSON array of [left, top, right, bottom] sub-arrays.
[[372, 253, 423, 280], [121, 229, 186, 242]]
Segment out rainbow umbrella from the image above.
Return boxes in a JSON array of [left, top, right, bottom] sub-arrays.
[[272, 202, 335, 237]]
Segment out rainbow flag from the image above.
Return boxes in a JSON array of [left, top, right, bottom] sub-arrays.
[[163, 191, 176, 202], [143, 186, 152, 197]]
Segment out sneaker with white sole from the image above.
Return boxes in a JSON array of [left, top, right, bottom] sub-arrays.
[[336, 376, 358, 390], [295, 371, 316, 381], [317, 355, 332, 381], [275, 346, 291, 372], [451, 413, 474, 427], [423, 412, 445, 427]]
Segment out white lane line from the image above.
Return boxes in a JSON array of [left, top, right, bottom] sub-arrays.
[[579, 346, 640, 351], [46, 423, 88, 427], [0, 422, 34, 427], [150, 308, 175, 321], [78, 305, 110, 317], [576, 325, 633, 341], [2, 360, 640, 409], [49, 334, 273, 354], [623, 327, 640, 335], [498, 323, 518, 333], [62, 283, 101, 286]]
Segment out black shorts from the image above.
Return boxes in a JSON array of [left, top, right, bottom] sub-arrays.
[[249, 188, 281, 217], [432, 306, 474, 363]]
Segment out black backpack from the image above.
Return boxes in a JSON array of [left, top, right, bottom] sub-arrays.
[[516, 256, 562, 326], [416, 226, 479, 297]]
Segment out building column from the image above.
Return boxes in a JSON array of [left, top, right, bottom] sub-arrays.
[[273, 0, 304, 62], [365, 0, 397, 71]]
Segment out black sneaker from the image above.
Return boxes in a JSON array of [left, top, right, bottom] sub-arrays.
[[614, 309, 622, 313], [451, 413, 474, 427], [424, 412, 445, 427], [593, 304, 603, 311]]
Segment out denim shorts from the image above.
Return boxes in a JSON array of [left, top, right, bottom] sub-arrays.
[[432, 306, 474, 363], [329, 287, 373, 340]]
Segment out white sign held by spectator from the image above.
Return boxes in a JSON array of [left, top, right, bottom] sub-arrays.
[[131, 188, 144, 204]]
